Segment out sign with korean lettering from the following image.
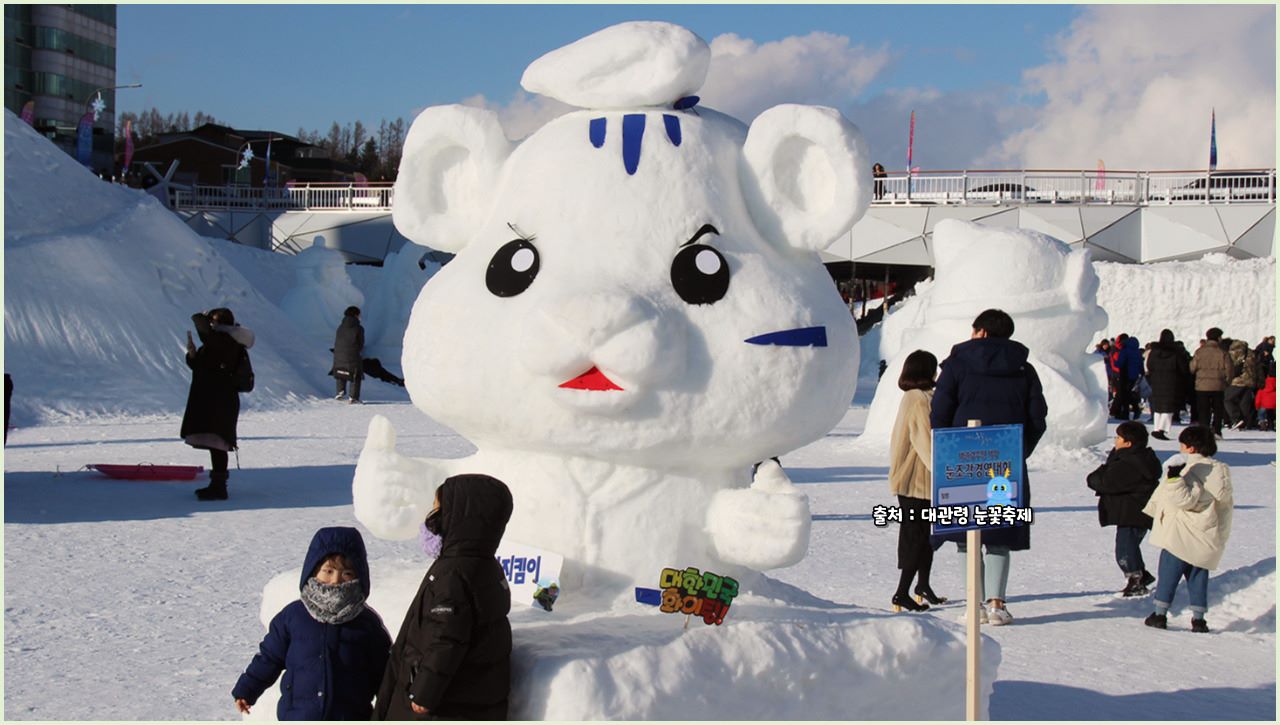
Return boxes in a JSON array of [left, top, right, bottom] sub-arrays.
[[495, 540, 563, 608], [931, 424, 1027, 534], [656, 566, 739, 626]]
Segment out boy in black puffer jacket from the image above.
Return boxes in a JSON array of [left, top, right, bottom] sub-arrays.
[[232, 527, 391, 719], [376, 474, 514, 720], [1087, 421, 1162, 597]]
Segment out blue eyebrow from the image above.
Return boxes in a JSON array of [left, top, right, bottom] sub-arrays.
[[744, 326, 828, 347]]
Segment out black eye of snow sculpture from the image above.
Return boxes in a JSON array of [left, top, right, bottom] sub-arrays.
[[486, 239, 540, 297], [671, 239, 729, 305]]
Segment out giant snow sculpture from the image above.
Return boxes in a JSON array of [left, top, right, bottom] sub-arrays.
[[863, 219, 1110, 449], [353, 21, 868, 596]]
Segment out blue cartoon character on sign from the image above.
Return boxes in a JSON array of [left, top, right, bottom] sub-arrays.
[[985, 466, 1014, 507]]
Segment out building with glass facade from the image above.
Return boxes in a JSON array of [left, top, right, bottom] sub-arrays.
[[5, 4, 118, 173]]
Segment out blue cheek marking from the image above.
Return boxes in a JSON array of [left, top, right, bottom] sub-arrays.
[[621, 114, 646, 175], [662, 114, 681, 146], [745, 326, 828, 347], [589, 117, 606, 148]]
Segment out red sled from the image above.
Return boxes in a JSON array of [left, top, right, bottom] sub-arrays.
[[88, 464, 205, 481]]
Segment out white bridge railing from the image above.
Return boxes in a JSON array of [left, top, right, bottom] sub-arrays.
[[171, 169, 1276, 211], [172, 182, 395, 211], [873, 169, 1276, 206]]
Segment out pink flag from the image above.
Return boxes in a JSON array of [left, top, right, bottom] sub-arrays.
[[20, 100, 34, 125], [353, 172, 368, 187], [123, 120, 135, 171], [1095, 159, 1105, 191]]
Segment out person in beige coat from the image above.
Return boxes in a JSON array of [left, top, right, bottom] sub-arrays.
[[1141, 425, 1233, 633], [889, 350, 946, 613], [1189, 327, 1232, 437]]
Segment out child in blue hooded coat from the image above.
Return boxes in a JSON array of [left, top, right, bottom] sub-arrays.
[[232, 526, 392, 719]]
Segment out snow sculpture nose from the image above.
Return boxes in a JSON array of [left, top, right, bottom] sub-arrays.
[[517, 291, 687, 388]]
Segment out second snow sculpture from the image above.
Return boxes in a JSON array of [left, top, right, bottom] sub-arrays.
[[353, 21, 869, 595], [864, 219, 1110, 449]]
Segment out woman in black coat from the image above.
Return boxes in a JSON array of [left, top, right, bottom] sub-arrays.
[[180, 308, 254, 500], [331, 306, 365, 403], [1145, 329, 1186, 440], [375, 474, 514, 720]]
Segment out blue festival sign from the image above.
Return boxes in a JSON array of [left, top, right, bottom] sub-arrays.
[[931, 424, 1028, 534]]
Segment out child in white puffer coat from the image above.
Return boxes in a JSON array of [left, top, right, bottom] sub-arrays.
[[1141, 425, 1233, 633]]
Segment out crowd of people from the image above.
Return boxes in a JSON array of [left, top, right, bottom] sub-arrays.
[[889, 312, 1239, 634], [1095, 329, 1276, 437]]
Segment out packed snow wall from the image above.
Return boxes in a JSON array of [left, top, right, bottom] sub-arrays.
[[1093, 254, 1275, 346]]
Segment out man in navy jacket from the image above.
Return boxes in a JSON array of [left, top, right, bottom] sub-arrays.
[[930, 308, 1048, 625]]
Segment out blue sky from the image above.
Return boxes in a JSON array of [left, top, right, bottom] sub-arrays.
[[115, 4, 1275, 170]]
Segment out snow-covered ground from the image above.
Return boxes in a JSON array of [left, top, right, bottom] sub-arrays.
[[3, 391, 1275, 719]]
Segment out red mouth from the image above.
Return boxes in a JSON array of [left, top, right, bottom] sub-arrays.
[[559, 366, 624, 392]]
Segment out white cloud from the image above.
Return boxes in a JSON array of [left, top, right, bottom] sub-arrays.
[[467, 31, 892, 140], [698, 32, 890, 121], [459, 92, 574, 141], [983, 5, 1276, 169]]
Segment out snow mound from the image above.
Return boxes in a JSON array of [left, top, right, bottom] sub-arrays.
[[1094, 255, 1275, 346], [278, 242, 364, 342], [1201, 557, 1276, 634], [1027, 443, 1107, 473], [249, 559, 1000, 721], [3, 111, 335, 424]]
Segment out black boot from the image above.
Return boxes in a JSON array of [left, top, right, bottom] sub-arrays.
[[1121, 572, 1149, 597], [195, 471, 228, 501]]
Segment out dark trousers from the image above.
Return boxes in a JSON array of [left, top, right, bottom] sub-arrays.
[[895, 495, 934, 594], [1224, 385, 1256, 428], [1114, 526, 1147, 575], [336, 375, 362, 401], [1195, 390, 1228, 434], [1111, 375, 1138, 419]]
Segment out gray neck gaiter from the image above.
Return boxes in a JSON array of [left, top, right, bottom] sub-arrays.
[[300, 577, 366, 625]]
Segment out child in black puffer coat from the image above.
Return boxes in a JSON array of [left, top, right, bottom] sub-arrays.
[[1086, 421, 1162, 597], [375, 474, 514, 720], [232, 527, 392, 720]]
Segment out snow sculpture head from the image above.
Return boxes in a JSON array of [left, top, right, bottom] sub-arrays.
[[864, 219, 1110, 448], [392, 21, 866, 468]]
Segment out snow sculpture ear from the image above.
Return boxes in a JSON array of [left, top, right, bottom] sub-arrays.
[[740, 105, 872, 251], [1062, 247, 1099, 311], [393, 105, 513, 253], [929, 219, 970, 269]]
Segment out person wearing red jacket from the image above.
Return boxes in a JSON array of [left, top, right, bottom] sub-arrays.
[[1255, 360, 1276, 432]]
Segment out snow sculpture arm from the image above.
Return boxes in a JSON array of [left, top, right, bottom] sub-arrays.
[[706, 459, 810, 570], [353, 415, 450, 540]]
